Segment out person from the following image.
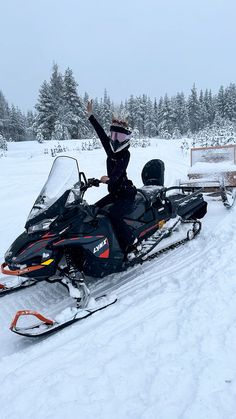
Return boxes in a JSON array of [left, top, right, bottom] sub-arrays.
[[87, 100, 137, 253]]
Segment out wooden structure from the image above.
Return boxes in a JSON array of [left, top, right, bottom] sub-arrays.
[[181, 144, 236, 208]]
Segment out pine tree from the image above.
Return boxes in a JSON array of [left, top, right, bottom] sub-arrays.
[[36, 127, 44, 143], [0, 133, 7, 151], [144, 97, 157, 137], [52, 120, 64, 141], [63, 67, 88, 138], [199, 89, 209, 129], [204, 89, 216, 126], [135, 95, 146, 137], [158, 94, 174, 137], [217, 86, 226, 119], [188, 84, 201, 133], [0, 91, 10, 139], [9, 106, 27, 141], [35, 80, 54, 139], [224, 83, 236, 122], [101, 89, 113, 132], [125, 95, 136, 129], [35, 64, 64, 140], [172, 92, 189, 135], [153, 98, 158, 136]]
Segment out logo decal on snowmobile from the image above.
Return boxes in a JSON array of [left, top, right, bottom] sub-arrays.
[[93, 238, 108, 254]]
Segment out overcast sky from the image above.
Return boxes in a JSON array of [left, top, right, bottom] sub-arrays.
[[0, 0, 236, 111]]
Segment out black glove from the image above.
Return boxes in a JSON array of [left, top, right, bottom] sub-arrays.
[[88, 178, 100, 187]]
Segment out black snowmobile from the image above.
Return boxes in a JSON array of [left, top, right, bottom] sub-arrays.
[[1, 156, 207, 337]]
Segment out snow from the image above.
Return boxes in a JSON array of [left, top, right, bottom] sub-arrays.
[[1, 139, 236, 419], [188, 161, 236, 174]]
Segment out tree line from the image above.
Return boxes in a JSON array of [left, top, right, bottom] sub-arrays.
[[1, 63, 236, 142]]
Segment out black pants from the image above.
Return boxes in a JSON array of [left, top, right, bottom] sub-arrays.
[[96, 192, 136, 251]]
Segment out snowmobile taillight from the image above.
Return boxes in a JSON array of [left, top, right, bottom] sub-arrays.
[[10, 310, 54, 331]]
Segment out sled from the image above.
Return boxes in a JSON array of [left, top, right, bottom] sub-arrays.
[[180, 144, 236, 208]]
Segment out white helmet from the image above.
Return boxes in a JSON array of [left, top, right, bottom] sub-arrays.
[[110, 119, 132, 153]]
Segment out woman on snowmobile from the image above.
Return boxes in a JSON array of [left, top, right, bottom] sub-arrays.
[[87, 100, 137, 253]]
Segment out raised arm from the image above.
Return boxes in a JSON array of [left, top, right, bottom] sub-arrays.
[[87, 100, 111, 155]]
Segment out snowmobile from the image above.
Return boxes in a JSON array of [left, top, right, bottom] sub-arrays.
[[0, 156, 207, 337]]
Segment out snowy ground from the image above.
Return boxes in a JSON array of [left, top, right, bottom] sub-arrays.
[[0, 139, 236, 419]]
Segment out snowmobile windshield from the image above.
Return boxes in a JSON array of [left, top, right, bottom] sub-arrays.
[[26, 156, 80, 228]]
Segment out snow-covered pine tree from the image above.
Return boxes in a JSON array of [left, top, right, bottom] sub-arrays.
[[199, 89, 209, 130], [158, 94, 174, 137], [135, 95, 148, 137], [144, 97, 157, 137], [36, 127, 44, 143], [25, 110, 36, 141], [0, 91, 10, 139], [204, 89, 215, 126], [171, 92, 189, 135], [35, 80, 53, 140], [9, 106, 27, 141], [35, 64, 64, 140], [100, 89, 113, 132], [63, 67, 88, 138], [0, 133, 7, 151], [188, 84, 202, 133], [153, 98, 159, 136], [52, 120, 64, 141], [217, 86, 226, 119], [224, 83, 236, 122], [125, 95, 136, 130]]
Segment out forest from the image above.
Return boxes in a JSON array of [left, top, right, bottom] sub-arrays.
[[0, 63, 236, 146]]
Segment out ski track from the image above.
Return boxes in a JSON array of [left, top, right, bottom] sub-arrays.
[[1, 142, 236, 419]]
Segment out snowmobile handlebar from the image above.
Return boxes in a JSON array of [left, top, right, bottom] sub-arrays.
[[87, 178, 101, 187], [80, 178, 101, 193]]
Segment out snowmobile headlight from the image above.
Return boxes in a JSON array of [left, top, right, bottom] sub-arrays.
[[27, 218, 55, 234]]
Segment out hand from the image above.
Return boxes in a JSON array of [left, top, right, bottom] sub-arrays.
[[100, 175, 109, 184], [87, 100, 93, 116]]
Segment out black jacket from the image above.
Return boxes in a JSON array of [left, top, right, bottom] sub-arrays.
[[89, 115, 136, 197]]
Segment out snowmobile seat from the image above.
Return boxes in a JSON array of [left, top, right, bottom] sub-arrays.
[[137, 186, 163, 207], [96, 186, 164, 221], [97, 190, 152, 220]]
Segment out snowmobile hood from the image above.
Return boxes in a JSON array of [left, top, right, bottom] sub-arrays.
[[25, 156, 81, 229]]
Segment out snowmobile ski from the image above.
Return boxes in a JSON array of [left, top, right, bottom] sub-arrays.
[[0, 274, 37, 296], [10, 294, 117, 338]]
